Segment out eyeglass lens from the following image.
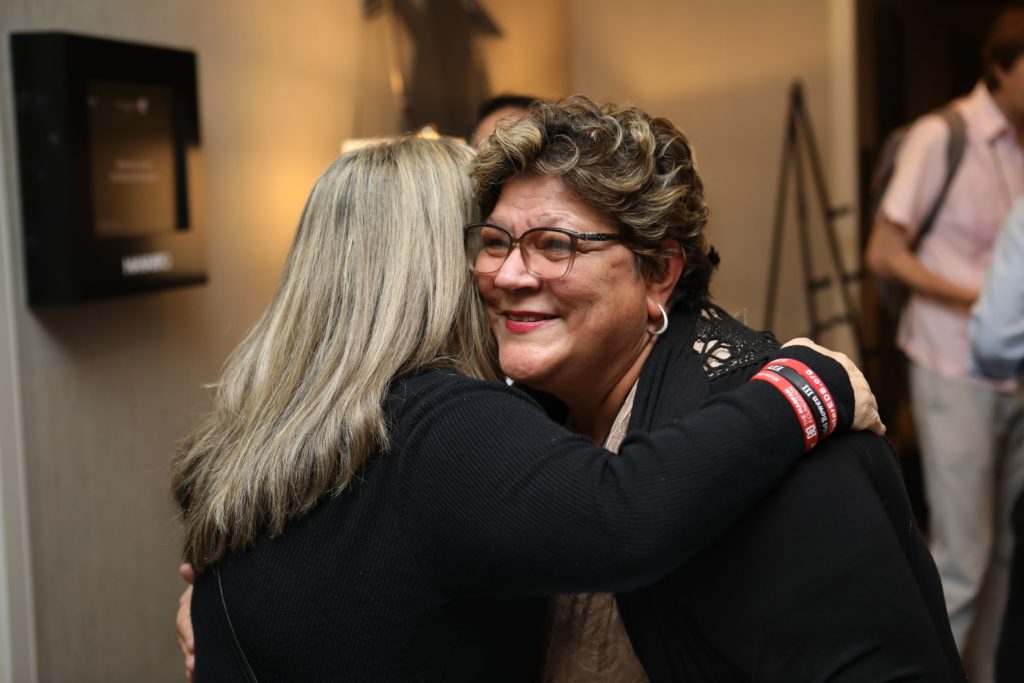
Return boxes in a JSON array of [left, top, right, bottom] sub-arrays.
[[466, 225, 575, 280]]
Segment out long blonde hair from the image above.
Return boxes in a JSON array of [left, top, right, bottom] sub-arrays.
[[172, 136, 499, 571]]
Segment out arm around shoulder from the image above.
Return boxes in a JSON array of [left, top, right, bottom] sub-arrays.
[[393, 353, 854, 599]]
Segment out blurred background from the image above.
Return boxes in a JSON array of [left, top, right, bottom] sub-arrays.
[[0, 1, 1016, 680]]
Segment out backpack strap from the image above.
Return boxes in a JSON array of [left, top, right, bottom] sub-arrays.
[[910, 108, 966, 252]]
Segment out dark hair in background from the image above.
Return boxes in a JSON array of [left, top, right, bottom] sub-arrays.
[[475, 93, 539, 122], [983, 7, 1024, 90], [471, 95, 719, 309]]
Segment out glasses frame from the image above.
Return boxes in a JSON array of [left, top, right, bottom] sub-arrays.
[[463, 222, 624, 281]]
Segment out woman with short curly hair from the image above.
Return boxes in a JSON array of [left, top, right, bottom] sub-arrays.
[[467, 95, 963, 681]]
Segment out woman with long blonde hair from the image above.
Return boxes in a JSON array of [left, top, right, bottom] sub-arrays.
[[172, 135, 868, 681]]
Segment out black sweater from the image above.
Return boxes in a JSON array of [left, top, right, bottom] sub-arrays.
[[191, 345, 852, 682], [617, 307, 965, 682]]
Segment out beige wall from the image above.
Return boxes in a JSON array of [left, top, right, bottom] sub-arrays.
[[568, 0, 860, 354], [1, 3, 364, 681], [478, 0, 571, 100], [0, 117, 36, 683], [0, 1, 569, 681], [354, 0, 571, 140]]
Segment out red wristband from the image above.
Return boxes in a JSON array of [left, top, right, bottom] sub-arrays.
[[768, 358, 837, 436], [751, 369, 819, 451]]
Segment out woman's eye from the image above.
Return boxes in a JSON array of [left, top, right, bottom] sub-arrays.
[[533, 234, 573, 257], [479, 227, 511, 252]]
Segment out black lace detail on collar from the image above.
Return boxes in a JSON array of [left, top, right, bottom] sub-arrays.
[[691, 306, 780, 380]]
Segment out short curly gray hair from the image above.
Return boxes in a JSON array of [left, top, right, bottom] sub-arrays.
[[471, 95, 719, 308]]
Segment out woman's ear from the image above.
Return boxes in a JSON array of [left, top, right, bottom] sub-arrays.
[[646, 239, 685, 320]]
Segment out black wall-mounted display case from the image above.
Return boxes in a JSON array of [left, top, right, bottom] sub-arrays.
[[10, 32, 206, 304]]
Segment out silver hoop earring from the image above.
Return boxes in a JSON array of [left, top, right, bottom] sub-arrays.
[[652, 303, 669, 336]]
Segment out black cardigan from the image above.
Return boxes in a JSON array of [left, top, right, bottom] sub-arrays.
[[617, 306, 966, 682], [191, 340, 852, 682]]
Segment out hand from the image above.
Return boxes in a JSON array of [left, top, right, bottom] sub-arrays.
[[177, 563, 196, 682], [782, 338, 885, 437]]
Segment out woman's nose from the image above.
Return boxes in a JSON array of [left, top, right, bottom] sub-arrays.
[[492, 246, 541, 290]]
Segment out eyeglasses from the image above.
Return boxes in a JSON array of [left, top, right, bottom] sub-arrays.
[[463, 223, 623, 281]]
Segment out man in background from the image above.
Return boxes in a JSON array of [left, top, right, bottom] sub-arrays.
[[972, 196, 1024, 683], [866, 9, 1024, 682], [469, 93, 536, 147]]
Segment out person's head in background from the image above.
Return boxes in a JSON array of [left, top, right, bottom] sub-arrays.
[[470, 93, 538, 148], [983, 7, 1024, 126]]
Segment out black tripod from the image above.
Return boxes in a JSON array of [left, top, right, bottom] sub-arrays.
[[764, 82, 861, 346]]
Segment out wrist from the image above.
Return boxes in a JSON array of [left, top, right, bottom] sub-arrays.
[[750, 368, 822, 451], [764, 345, 853, 434], [765, 359, 838, 439]]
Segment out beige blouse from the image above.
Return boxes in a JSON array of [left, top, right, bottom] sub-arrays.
[[539, 383, 649, 682]]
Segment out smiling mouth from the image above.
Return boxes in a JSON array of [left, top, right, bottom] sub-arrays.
[[506, 312, 556, 322]]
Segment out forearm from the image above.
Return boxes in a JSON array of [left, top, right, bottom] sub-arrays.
[[399, 349, 853, 597], [867, 216, 977, 311], [885, 250, 977, 310]]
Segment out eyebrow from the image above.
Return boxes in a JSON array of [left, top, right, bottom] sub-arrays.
[[485, 212, 583, 229]]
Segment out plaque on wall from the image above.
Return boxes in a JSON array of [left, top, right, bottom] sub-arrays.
[[10, 32, 206, 304]]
